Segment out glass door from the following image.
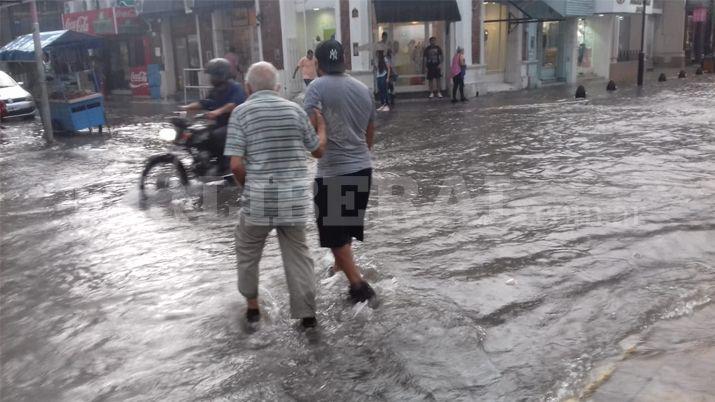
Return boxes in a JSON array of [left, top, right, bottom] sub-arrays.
[[541, 22, 560, 81], [484, 3, 508, 73]]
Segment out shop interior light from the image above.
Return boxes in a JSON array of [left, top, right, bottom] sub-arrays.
[[313, 7, 320, 11]]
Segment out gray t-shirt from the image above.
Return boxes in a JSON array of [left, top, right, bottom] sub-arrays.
[[304, 74, 375, 178]]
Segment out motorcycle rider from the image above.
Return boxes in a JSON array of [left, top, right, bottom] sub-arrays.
[[180, 58, 246, 173]]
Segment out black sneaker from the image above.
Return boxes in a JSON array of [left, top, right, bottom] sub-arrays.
[[246, 308, 260, 323], [349, 282, 376, 304], [460, 98, 468, 102], [301, 317, 317, 328]]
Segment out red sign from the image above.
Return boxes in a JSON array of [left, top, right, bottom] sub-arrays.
[[693, 7, 708, 23], [130, 66, 150, 97], [63, 8, 140, 35]]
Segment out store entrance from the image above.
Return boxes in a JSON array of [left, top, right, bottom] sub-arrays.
[[540, 21, 560, 81], [377, 21, 447, 93], [106, 37, 147, 94]]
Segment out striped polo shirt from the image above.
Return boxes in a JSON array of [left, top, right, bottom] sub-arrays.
[[225, 90, 320, 225]]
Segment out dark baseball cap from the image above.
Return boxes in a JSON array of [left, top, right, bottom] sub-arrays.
[[315, 39, 345, 74]]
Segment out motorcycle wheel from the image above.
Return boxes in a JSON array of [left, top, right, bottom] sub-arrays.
[[139, 153, 189, 197]]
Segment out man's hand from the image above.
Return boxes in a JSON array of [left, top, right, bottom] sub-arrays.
[[206, 109, 222, 120], [181, 102, 202, 112], [230, 156, 246, 187]]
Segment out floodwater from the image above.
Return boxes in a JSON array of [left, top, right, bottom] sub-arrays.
[[1, 76, 714, 401]]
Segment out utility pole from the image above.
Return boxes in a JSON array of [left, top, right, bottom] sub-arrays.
[[29, 0, 53, 142], [637, 0, 647, 86]]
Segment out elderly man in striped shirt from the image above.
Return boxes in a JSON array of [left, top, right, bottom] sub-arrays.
[[225, 61, 326, 329]]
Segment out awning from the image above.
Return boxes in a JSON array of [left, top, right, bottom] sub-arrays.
[[0, 30, 103, 62], [374, 0, 461, 24], [500, 0, 563, 21]]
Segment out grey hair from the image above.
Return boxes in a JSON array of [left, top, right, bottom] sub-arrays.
[[246, 61, 279, 92]]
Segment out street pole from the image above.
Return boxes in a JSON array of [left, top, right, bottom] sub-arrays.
[[29, 0, 53, 142], [711, 0, 715, 56], [637, 0, 647, 86]]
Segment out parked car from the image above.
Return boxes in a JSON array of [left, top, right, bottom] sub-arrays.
[[0, 70, 36, 119]]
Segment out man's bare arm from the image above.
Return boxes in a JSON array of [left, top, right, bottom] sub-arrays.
[[366, 121, 375, 151], [230, 156, 246, 186], [311, 110, 327, 158]]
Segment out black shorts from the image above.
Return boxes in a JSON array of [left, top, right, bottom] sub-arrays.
[[427, 65, 441, 80], [314, 168, 372, 248]]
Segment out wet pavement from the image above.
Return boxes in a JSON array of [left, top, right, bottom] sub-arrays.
[[1, 75, 714, 401]]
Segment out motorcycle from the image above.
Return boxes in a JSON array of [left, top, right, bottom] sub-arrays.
[[139, 113, 235, 198]]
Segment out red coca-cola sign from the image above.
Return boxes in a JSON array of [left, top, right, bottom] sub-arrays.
[[63, 7, 140, 35], [130, 66, 150, 97], [63, 10, 98, 34]]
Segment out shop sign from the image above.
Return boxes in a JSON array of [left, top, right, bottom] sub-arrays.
[[693, 7, 708, 22], [130, 66, 150, 97], [63, 7, 142, 35], [115, 7, 142, 34]]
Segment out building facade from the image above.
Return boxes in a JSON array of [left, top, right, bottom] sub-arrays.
[[5, 0, 704, 101]]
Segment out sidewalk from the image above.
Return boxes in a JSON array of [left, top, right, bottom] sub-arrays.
[[101, 66, 713, 120], [577, 303, 715, 402]]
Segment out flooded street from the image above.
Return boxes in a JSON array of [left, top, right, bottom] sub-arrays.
[[1, 76, 714, 401]]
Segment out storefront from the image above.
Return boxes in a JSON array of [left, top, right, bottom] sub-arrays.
[[372, 0, 460, 93], [686, 2, 713, 63], [62, 6, 151, 96], [540, 21, 561, 80], [212, 1, 260, 81], [484, 2, 509, 76], [375, 21, 448, 92]]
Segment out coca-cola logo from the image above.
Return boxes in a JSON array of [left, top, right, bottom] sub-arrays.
[[65, 15, 90, 33], [130, 70, 148, 85]]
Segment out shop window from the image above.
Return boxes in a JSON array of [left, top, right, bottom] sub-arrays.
[[577, 19, 592, 70], [484, 3, 508, 73], [294, 0, 338, 53]]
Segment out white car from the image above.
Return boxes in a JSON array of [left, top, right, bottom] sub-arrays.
[[0, 70, 36, 119]]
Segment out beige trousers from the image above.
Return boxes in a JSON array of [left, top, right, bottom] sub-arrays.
[[234, 219, 316, 319]]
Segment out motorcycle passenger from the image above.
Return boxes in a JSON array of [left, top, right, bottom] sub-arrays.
[[180, 58, 247, 172]]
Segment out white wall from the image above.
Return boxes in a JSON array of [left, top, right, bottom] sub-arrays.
[[653, 0, 684, 64], [560, 18, 579, 84], [160, 18, 177, 97], [455, 0, 472, 65], [588, 15, 615, 79], [505, 11, 524, 86], [349, 0, 371, 72]]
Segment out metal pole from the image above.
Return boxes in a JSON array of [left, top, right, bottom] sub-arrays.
[[194, 12, 204, 97], [254, 0, 263, 61], [711, 0, 715, 57], [637, 0, 647, 86], [30, 0, 53, 142]]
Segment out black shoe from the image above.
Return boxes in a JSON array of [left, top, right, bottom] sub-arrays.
[[451, 98, 458, 103], [460, 98, 468, 102], [301, 317, 317, 328], [246, 308, 260, 323], [349, 282, 376, 304]]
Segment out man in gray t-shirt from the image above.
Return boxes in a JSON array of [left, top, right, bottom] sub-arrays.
[[304, 39, 377, 304]]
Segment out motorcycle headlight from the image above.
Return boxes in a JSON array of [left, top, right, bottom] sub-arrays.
[[158, 128, 177, 142]]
